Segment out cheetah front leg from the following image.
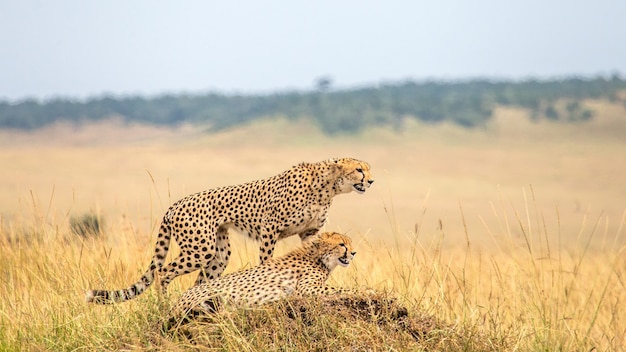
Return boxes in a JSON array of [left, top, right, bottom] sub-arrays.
[[298, 228, 320, 241], [256, 220, 282, 264], [297, 207, 328, 242], [258, 235, 278, 264], [259, 230, 316, 264]]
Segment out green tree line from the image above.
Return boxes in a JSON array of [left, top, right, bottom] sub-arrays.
[[1, 76, 624, 134]]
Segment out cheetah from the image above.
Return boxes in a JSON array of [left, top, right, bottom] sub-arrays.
[[86, 158, 373, 304], [167, 231, 356, 323]]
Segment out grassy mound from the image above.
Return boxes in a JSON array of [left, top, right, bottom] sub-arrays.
[[158, 292, 508, 351]]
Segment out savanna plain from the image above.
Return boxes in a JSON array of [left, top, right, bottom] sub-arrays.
[[1, 101, 625, 351]]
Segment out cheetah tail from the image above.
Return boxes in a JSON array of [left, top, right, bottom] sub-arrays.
[[85, 224, 172, 304]]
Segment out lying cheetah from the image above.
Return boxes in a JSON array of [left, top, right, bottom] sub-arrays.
[[86, 158, 373, 304], [168, 231, 356, 323]]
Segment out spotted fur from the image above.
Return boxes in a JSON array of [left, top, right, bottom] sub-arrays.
[[85, 158, 373, 304], [168, 231, 356, 322]]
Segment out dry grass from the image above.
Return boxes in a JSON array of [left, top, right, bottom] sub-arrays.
[[1, 196, 624, 351], [0, 100, 625, 350]]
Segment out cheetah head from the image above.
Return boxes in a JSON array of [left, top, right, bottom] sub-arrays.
[[315, 232, 356, 271], [331, 158, 374, 195]]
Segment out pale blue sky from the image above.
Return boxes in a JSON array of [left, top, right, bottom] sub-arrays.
[[1, 0, 625, 100]]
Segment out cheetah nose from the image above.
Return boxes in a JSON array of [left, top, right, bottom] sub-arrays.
[[351, 251, 357, 256], [367, 180, 374, 185]]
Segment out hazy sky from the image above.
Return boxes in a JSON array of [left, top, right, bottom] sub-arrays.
[[1, 0, 625, 101]]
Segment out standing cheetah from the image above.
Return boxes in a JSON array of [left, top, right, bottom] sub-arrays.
[[86, 158, 373, 304], [167, 231, 356, 323]]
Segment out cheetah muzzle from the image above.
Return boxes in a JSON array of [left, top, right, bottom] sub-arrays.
[[337, 243, 355, 267], [352, 167, 374, 194]]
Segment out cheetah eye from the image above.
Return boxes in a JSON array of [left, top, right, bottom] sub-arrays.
[[339, 243, 347, 248], [356, 168, 363, 173]]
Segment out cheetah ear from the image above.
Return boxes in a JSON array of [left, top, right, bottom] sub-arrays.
[[324, 159, 344, 177], [309, 238, 323, 251], [309, 232, 330, 248], [320, 232, 334, 240]]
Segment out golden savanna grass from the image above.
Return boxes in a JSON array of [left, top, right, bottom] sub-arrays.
[[1, 100, 625, 350]]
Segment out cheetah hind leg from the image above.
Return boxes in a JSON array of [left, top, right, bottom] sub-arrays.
[[194, 226, 231, 286], [157, 253, 205, 292]]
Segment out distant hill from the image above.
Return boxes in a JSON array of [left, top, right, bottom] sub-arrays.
[[1, 76, 625, 134]]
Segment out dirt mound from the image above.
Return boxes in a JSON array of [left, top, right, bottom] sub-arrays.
[[278, 293, 437, 342], [159, 292, 506, 351]]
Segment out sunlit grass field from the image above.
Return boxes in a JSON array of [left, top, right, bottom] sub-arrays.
[[1, 101, 625, 350]]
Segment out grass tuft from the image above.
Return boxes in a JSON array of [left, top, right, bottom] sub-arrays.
[[70, 213, 104, 238]]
